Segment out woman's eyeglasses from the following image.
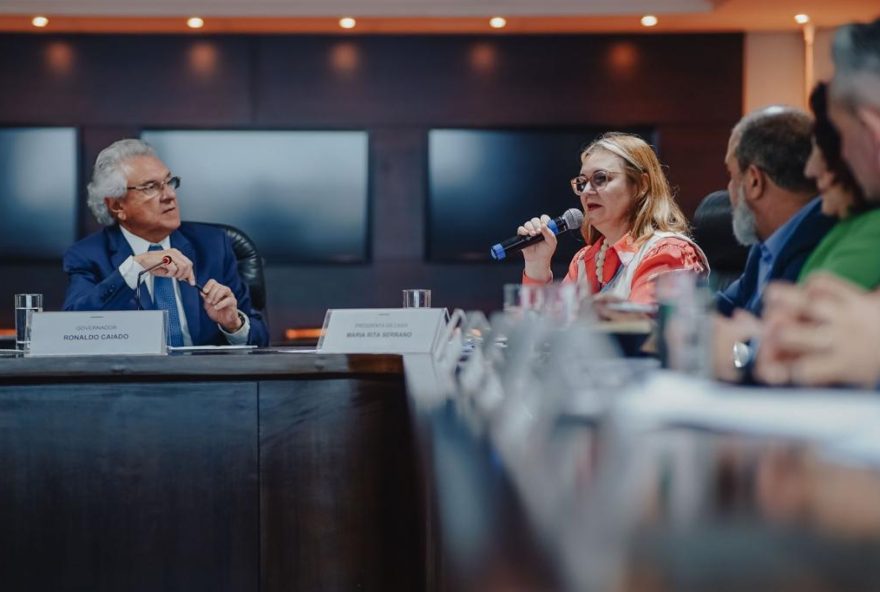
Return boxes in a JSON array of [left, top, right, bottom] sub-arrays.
[[127, 176, 181, 199], [570, 170, 620, 195]]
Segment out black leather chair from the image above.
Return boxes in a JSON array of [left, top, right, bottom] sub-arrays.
[[692, 190, 750, 292], [200, 222, 267, 317]]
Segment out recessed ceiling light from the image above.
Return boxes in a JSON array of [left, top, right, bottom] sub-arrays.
[[187, 17, 204, 29], [489, 17, 507, 29], [32, 16, 49, 28], [794, 14, 810, 25], [339, 17, 357, 29], [641, 15, 658, 27]]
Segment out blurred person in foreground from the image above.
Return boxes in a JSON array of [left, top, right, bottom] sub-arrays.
[[755, 446, 880, 539], [63, 138, 269, 347], [716, 84, 879, 381], [755, 19, 880, 387], [517, 132, 707, 317]]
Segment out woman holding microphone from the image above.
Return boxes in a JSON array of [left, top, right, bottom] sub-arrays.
[[519, 132, 707, 312]]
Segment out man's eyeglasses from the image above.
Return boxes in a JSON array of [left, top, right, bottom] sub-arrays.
[[570, 170, 619, 195], [127, 176, 181, 199]]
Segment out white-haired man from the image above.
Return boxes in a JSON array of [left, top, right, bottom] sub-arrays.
[[63, 138, 269, 347]]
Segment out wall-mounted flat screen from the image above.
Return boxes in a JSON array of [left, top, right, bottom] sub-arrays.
[[428, 128, 654, 262], [0, 127, 77, 260], [141, 130, 369, 263]]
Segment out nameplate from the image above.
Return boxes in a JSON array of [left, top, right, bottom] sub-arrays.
[[29, 311, 167, 356], [318, 308, 447, 354]]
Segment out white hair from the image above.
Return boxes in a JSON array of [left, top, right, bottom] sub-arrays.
[[87, 139, 156, 225]]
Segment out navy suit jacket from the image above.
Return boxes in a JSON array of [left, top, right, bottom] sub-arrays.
[[716, 199, 835, 317], [63, 222, 269, 346]]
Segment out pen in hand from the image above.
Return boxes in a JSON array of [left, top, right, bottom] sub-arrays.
[[186, 279, 207, 296]]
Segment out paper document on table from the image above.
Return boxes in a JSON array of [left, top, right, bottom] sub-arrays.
[[267, 347, 319, 353], [168, 344, 257, 352], [620, 372, 880, 443]]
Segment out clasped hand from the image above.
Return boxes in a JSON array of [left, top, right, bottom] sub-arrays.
[[756, 273, 880, 388], [134, 248, 243, 333]]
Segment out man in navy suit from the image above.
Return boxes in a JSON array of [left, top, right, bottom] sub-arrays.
[[716, 106, 834, 318], [712, 107, 833, 381], [63, 139, 269, 347]]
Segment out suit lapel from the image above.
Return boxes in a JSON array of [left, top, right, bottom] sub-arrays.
[[768, 199, 828, 281], [742, 246, 761, 291], [107, 225, 133, 270], [171, 229, 202, 342]]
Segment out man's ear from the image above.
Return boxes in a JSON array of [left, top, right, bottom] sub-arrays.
[[744, 163, 766, 202], [105, 197, 124, 221]]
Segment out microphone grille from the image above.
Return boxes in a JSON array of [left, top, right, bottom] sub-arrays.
[[562, 208, 584, 230]]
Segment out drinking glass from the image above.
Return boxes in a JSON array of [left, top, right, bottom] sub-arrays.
[[402, 289, 432, 308], [656, 271, 712, 375], [519, 284, 545, 312], [15, 293, 43, 351], [503, 283, 522, 314]]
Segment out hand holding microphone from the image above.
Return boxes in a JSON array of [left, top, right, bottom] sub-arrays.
[[519, 215, 559, 282], [490, 208, 584, 282]]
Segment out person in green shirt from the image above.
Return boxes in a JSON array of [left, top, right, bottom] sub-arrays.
[[798, 82, 880, 289]]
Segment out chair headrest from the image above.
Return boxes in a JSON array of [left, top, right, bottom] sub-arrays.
[[197, 222, 266, 312], [692, 190, 750, 272]]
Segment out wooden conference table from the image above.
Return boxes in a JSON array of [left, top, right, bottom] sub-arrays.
[[0, 350, 421, 591], [1, 349, 880, 591]]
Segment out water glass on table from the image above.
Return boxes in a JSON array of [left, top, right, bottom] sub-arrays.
[[15, 293, 43, 352], [656, 271, 712, 375], [402, 289, 432, 308]]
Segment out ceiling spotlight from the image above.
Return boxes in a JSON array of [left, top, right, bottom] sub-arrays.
[[640, 15, 658, 27], [489, 17, 507, 29], [32, 16, 49, 28], [186, 17, 204, 29], [794, 14, 810, 25], [339, 17, 357, 29]]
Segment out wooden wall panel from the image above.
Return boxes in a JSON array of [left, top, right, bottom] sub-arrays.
[[0, 35, 253, 126], [370, 129, 427, 261], [656, 123, 736, 217], [255, 35, 742, 127]]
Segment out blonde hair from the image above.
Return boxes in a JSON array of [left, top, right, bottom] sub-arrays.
[[579, 132, 690, 245]]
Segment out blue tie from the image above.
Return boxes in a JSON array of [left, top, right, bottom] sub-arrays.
[[149, 244, 184, 347]]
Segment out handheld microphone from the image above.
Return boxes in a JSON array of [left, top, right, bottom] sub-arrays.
[[490, 208, 584, 261], [135, 255, 172, 311]]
